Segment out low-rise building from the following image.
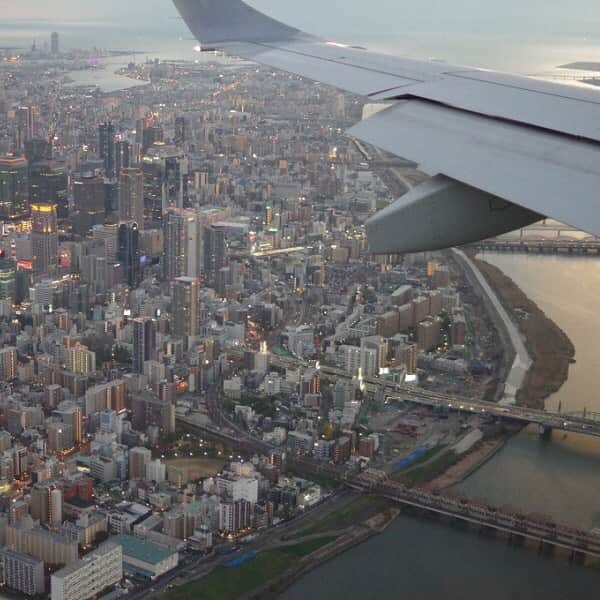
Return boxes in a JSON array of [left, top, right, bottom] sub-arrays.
[[112, 534, 178, 579]]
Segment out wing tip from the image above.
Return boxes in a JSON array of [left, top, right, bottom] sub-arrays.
[[173, 0, 308, 46]]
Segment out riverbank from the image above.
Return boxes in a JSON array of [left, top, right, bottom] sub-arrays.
[[246, 505, 400, 600], [164, 496, 398, 600], [472, 255, 575, 409], [424, 433, 512, 490]]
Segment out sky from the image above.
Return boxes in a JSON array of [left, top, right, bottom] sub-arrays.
[[4, 0, 600, 35]]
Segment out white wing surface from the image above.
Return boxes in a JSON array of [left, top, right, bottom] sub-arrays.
[[174, 0, 600, 252]]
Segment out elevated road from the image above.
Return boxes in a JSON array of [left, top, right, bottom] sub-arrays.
[[178, 376, 600, 562], [317, 365, 600, 438]]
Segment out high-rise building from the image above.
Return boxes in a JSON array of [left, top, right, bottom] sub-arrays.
[[118, 168, 144, 228], [117, 222, 140, 288], [0, 347, 17, 381], [51, 542, 123, 600], [142, 146, 188, 219], [115, 140, 130, 174], [15, 106, 35, 150], [132, 394, 175, 435], [47, 422, 74, 453], [174, 116, 186, 146], [30, 203, 59, 275], [55, 401, 83, 445], [24, 138, 51, 163], [73, 175, 106, 235], [0, 258, 16, 302], [163, 208, 202, 281], [0, 156, 29, 218], [417, 318, 442, 352], [218, 499, 253, 534], [203, 225, 227, 283], [129, 446, 152, 480], [65, 344, 96, 375], [133, 318, 157, 374], [6, 521, 78, 566], [142, 125, 164, 152], [84, 380, 126, 414], [172, 276, 199, 338], [1, 549, 45, 597], [98, 122, 116, 178], [30, 483, 63, 526], [28, 164, 68, 219], [50, 32, 60, 55], [92, 223, 119, 262]]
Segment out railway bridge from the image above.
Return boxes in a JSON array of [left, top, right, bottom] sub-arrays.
[[349, 472, 600, 563]]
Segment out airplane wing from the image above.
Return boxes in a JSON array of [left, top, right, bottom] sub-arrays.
[[173, 0, 600, 253]]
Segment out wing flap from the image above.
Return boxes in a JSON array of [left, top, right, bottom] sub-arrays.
[[395, 71, 600, 142], [349, 101, 600, 235]]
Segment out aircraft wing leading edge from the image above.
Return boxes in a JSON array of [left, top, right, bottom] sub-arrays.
[[173, 0, 600, 252]]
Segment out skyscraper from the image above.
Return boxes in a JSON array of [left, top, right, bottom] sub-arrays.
[[174, 116, 186, 146], [98, 122, 116, 178], [73, 175, 106, 235], [172, 276, 199, 338], [142, 146, 188, 219], [28, 164, 67, 219], [117, 222, 140, 288], [50, 32, 59, 55], [15, 107, 35, 151], [142, 125, 164, 152], [115, 140, 130, 174], [203, 225, 227, 283], [24, 138, 51, 163], [163, 209, 186, 281], [0, 156, 29, 218], [163, 208, 202, 281], [133, 318, 157, 374], [118, 168, 144, 228], [30, 203, 59, 275]]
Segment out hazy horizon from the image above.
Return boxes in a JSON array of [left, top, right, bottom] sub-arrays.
[[4, 1, 600, 72], [4, 1, 600, 37]]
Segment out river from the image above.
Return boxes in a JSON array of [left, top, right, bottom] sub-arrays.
[[283, 254, 600, 599], [283, 515, 600, 600]]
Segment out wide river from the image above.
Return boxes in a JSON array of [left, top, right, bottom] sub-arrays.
[[283, 254, 600, 599]]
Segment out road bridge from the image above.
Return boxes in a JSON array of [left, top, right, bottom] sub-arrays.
[[318, 365, 600, 438], [178, 378, 600, 563]]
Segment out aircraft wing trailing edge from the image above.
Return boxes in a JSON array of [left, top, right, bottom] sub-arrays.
[[173, 0, 600, 253]]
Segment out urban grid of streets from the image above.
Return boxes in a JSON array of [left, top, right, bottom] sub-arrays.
[[0, 38, 551, 599]]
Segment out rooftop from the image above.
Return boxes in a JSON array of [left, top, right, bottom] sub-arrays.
[[112, 534, 177, 565]]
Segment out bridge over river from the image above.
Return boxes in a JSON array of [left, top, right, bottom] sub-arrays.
[[318, 365, 600, 439]]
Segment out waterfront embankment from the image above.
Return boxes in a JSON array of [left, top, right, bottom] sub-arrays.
[[471, 255, 575, 409], [452, 249, 532, 406]]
